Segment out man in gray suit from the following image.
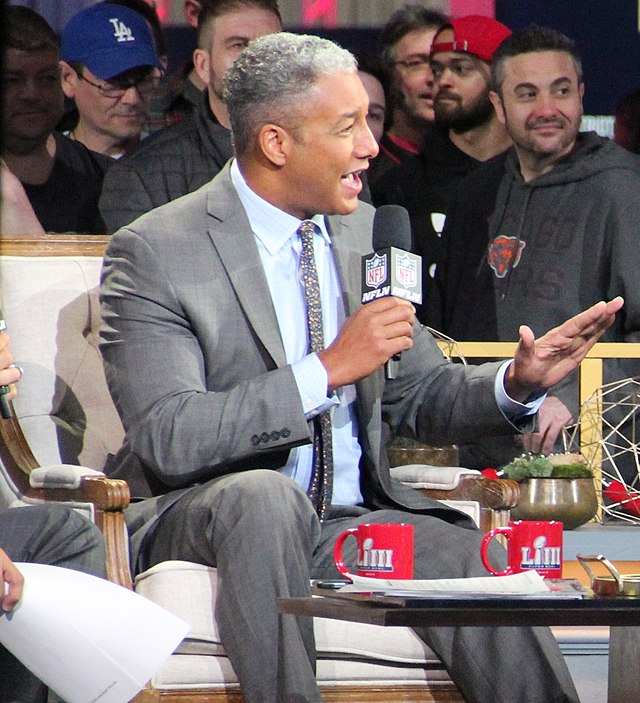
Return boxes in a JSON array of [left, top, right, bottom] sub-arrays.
[[100, 33, 621, 703]]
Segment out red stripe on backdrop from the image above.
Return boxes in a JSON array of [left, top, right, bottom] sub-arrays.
[[302, 0, 337, 28], [449, 0, 495, 18]]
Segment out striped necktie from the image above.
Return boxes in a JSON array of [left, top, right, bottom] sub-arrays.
[[297, 220, 333, 520]]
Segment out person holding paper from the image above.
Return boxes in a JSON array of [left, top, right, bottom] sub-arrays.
[[0, 547, 24, 613], [0, 506, 107, 702], [0, 331, 107, 703]]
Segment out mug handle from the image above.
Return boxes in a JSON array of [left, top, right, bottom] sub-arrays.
[[333, 528, 358, 579], [480, 526, 512, 576]]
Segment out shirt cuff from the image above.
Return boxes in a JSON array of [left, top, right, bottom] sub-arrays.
[[292, 353, 338, 418], [495, 360, 546, 419]]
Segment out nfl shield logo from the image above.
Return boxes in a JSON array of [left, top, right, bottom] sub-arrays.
[[366, 253, 387, 288], [396, 254, 417, 288]]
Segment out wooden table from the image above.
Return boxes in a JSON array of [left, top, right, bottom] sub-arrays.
[[279, 592, 640, 702]]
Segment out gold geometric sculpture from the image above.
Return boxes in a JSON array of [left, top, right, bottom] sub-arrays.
[[563, 377, 640, 524], [427, 326, 468, 365]]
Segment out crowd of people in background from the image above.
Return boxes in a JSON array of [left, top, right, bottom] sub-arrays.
[[4, 1, 640, 237], [2, 2, 640, 702]]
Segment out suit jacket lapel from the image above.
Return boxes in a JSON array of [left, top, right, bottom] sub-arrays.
[[205, 169, 287, 368], [328, 214, 360, 318]]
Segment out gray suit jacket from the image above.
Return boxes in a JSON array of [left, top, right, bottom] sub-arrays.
[[100, 164, 527, 562]]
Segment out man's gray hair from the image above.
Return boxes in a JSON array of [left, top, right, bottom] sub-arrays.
[[224, 32, 357, 155]]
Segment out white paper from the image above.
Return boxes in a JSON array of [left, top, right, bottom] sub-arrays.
[[339, 570, 550, 595], [0, 563, 189, 703]]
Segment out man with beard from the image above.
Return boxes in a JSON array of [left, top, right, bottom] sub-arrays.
[[99, 0, 282, 233], [429, 25, 640, 472], [372, 15, 512, 321], [2, 6, 110, 233]]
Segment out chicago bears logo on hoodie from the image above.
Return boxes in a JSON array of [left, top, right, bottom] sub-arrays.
[[488, 236, 526, 278]]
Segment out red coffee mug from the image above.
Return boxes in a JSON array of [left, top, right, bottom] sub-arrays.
[[481, 520, 563, 579], [333, 523, 414, 580]]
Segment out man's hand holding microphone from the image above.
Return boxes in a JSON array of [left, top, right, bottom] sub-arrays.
[[319, 205, 421, 391]]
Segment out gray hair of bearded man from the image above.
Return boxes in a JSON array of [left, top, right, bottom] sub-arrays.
[[223, 32, 357, 156]]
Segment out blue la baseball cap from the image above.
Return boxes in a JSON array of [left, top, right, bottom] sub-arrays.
[[61, 2, 160, 80]]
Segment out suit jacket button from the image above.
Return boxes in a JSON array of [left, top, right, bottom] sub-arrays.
[[270, 430, 281, 441], [251, 434, 261, 446], [281, 428, 290, 438], [260, 432, 270, 443]]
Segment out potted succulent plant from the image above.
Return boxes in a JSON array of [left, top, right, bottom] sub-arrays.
[[501, 453, 597, 529]]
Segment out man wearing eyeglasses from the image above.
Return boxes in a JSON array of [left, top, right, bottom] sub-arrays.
[[59, 2, 162, 159], [368, 6, 447, 185], [99, 0, 283, 233]]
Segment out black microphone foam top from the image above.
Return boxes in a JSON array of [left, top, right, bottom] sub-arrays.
[[372, 204, 411, 252]]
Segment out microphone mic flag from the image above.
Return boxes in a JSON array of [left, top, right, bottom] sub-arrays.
[[361, 205, 422, 380], [361, 205, 422, 305]]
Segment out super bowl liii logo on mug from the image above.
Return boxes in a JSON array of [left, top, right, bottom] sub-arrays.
[[481, 520, 563, 579], [358, 537, 393, 572], [334, 523, 415, 579], [520, 534, 562, 571]]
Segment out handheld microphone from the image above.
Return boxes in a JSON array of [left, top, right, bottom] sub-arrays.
[[361, 205, 422, 379], [0, 309, 13, 419]]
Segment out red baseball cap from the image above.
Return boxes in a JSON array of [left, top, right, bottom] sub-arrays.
[[430, 15, 512, 63]]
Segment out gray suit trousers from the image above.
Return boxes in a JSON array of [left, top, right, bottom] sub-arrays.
[[0, 505, 106, 703], [141, 470, 579, 703]]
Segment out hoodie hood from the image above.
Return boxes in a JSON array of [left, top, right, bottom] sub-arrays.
[[504, 130, 640, 187]]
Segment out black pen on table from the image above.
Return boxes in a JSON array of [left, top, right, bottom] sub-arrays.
[[0, 310, 14, 419]]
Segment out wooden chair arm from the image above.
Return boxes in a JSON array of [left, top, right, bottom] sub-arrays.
[[416, 476, 520, 533], [419, 476, 520, 512], [0, 410, 132, 589]]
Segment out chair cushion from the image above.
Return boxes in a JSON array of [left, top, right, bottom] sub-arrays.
[[151, 654, 445, 690], [135, 560, 443, 687]]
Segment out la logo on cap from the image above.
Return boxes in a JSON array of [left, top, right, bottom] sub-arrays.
[[109, 17, 135, 43]]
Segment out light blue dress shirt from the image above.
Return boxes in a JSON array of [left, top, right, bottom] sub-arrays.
[[231, 160, 363, 504], [230, 160, 542, 506]]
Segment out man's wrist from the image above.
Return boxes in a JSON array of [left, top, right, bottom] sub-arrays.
[[504, 360, 540, 403], [497, 361, 546, 418]]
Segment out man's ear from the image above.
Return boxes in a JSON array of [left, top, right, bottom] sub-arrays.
[[183, 0, 201, 29], [59, 61, 78, 99], [193, 48, 210, 86], [257, 124, 291, 167], [489, 90, 506, 125]]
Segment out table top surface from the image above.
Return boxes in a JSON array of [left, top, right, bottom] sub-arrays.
[[278, 592, 640, 628]]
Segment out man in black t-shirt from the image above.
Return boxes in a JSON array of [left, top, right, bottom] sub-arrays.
[[2, 6, 109, 234]]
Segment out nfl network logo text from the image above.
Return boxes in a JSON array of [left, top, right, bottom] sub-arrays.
[[358, 538, 394, 572], [109, 18, 135, 42]]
